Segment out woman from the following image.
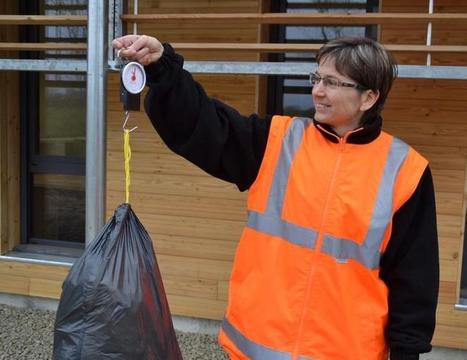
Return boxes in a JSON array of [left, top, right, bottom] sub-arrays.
[[112, 35, 439, 360]]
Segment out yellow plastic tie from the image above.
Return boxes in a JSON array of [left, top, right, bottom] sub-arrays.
[[123, 129, 132, 204]]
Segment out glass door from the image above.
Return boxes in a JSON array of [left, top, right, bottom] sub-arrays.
[[20, 0, 87, 247]]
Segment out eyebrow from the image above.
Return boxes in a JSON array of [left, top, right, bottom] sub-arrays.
[[316, 71, 350, 82], [315, 71, 339, 80]]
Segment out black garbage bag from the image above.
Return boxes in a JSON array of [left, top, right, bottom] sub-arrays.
[[53, 203, 183, 360]]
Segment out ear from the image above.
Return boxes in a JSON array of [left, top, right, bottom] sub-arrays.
[[359, 89, 380, 112]]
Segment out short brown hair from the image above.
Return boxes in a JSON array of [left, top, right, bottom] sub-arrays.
[[316, 37, 397, 123]]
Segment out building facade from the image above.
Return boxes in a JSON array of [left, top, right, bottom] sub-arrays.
[[1, 0, 467, 350]]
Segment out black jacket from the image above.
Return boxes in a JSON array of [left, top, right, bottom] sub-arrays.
[[144, 43, 439, 360]]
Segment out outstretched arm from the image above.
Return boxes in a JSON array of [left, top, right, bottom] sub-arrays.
[[112, 36, 271, 191]]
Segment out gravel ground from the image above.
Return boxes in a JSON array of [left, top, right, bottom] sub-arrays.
[[0, 304, 228, 360]]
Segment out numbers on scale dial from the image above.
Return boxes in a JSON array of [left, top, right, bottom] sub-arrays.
[[121, 62, 146, 95]]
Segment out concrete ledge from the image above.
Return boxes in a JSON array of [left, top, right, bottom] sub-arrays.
[[1, 292, 466, 359], [172, 315, 221, 336], [0, 292, 221, 334], [0, 292, 59, 312], [421, 347, 467, 360]]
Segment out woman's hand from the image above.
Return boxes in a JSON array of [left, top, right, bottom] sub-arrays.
[[112, 35, 164, 65]]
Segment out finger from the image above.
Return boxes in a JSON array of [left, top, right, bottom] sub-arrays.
[[140, 54, 153, 66], [113, 35, 140, 49], [128, 35, 151, 53], [135, 47, 150, 62], [111, 39, 123, 49], [119, 47, 137, 59]]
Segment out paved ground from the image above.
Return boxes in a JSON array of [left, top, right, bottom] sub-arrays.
[[0, 304, 228, 360], [1, 303, 466, 360]]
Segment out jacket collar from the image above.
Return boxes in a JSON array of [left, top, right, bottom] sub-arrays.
[[313, 116, 382, 144]]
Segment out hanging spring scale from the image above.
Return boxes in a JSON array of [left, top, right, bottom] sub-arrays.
[[116, 50, 146, 203], [117, 49, 147, 112]]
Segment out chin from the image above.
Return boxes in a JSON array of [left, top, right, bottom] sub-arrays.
[[314, 113, 332, 124]]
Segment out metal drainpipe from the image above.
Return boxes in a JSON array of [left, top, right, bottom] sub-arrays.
[[133, 0, 138, 35], [85, 0, 108, 245], [426, 0, 434, 66]]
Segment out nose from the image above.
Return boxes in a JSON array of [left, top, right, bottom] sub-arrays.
[[312, 80, 326, 97]]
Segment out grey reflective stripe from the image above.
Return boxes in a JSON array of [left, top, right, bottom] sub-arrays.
[[365, 138, 409, 251], [247, 117, 317, 249], [247, 211, 317, 249], [222, 318, 312, 360], [321, 234, 380, 269], [321, 137, 409, 269], [266, 117, 311, 216], [248, 118, 409, 269]]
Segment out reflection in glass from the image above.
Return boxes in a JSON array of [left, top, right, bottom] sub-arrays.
[[39, 73, 86, 157], [285, 26, 366, 41], [32, 174, 85, 243], [270, 0, 376, 118], [284, 94, 314, 117]]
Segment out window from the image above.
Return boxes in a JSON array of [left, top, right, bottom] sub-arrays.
[[20, 0, 87, 246], [267, 0, 379, 116]]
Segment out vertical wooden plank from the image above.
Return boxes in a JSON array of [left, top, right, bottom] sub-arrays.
[[0, 0, 9, 253], [0, 71, 8, 253], [8, 0, 20, 252], [7, 70, 20, 252], [0, 0, 20, 254], [255, 0, 270, 117]]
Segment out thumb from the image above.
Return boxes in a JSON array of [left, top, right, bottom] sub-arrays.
[[112, 39, 123, 49]]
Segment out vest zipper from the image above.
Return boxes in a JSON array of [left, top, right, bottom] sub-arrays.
[[291, 127, 361, 360]]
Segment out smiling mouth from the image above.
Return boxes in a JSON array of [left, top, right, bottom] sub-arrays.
[[315, 103, 330, 110]]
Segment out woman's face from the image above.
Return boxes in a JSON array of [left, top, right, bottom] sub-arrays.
[[312, 58, 374, 135]]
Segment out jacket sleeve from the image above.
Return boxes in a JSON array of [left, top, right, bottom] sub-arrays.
[[143, 43, 271, 191], [380, 166, 439, 360]]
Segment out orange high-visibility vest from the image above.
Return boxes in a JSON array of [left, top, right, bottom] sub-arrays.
[[218, 116, 428, 360]]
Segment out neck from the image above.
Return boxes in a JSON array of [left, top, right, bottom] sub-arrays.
[[331, 122, 361, 137]]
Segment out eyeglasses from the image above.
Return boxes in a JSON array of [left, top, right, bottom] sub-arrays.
[[309, 72, 366, 90]]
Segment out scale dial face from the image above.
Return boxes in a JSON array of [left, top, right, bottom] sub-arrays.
[[121, 61, 146, 94]]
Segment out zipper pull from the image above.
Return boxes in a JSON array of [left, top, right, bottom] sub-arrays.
[[339, 137, 346, 152]]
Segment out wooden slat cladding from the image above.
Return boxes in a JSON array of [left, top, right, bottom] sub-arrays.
[[0, 261, 69, 299], [382, 78, 467, 348], [381, 0, 467, 65], [0, 15, 86, 25], [0, 0, 464, 351], [122, 13, 467, 25], [0, 42, 86, 51], [380, 5, 467, 347], [107, 0, 262, 321], [0, 0, 20, 254], [129, 0, 261, 62], [131, 1, 259, 14], [4, 42, 467, 54], [107, 0, 467, 349]]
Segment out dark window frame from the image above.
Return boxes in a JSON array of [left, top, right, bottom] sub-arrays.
[[267, 0, 379, 116], [19, 0, 86, 247], [460, 213, 467, 304]]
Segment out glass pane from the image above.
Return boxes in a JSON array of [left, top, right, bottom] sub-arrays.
[[284, 93, 314, 117], [45, 0, 87, 5], [284, 78, 310, 86], [43, 1, 87, 61], [32, 174, 85, 243], [39, 73, 86, 157], [270, 0, 378, 119], [287, 0, 367, 4], [286, 26, 367, 40]]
